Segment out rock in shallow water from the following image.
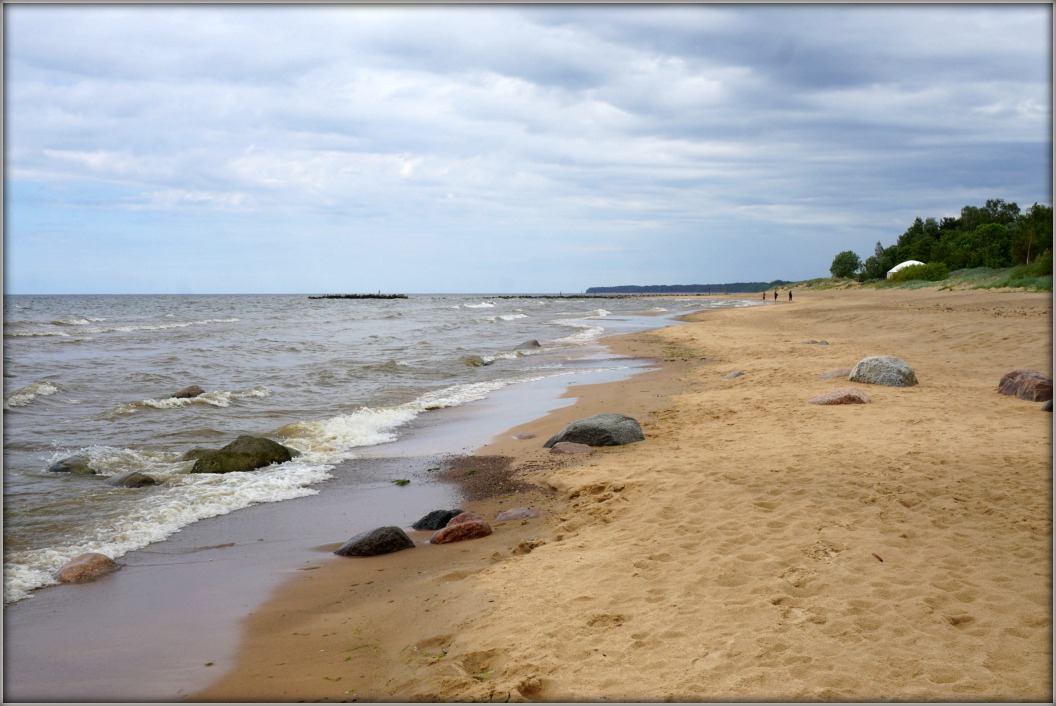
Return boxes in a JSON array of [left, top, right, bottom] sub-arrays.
[[106, 471, 158, 488], [334, 526, 415, 557], [46, 455, 97, 475], [58, 553, 120, 583], [170, 385, 205, 399], [190, 435, 294, 474]]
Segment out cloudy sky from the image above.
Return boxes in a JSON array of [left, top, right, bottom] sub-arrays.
[[4, 4, 1051, 294]]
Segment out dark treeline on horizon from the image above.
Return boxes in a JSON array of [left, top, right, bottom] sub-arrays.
[[830, 198, 1053, 280], [587, 281, 792, 294]]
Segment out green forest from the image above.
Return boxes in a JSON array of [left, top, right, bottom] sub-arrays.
[[829, 198, 1053, 283]]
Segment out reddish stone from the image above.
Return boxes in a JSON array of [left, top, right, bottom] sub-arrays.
[[998, 370, 1053, 402], [58, 553, 120, 584], [430, 520, 493, 544]]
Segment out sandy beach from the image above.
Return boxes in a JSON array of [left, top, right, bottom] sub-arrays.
[[195, 287, 1052, 702]]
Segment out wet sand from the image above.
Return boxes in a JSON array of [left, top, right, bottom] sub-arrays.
[[194, 286, 1052, 702]]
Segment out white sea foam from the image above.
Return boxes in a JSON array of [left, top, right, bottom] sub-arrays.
[[4, 381, 61, 409], [276, 406, 419, 462], [490, 313, 528, 322], [84, 317, 239, 334], [4, 458, 331, 603], [5, 330, 71, 338], [463, 301, 495, 309], [104, 386, 271, 417], [553, 320, 606, 345]]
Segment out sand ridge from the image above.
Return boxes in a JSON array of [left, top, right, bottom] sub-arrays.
[[194, 288, 1052, 702]]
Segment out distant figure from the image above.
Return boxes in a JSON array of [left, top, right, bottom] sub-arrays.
[[788, 290, 793, 302], [762, 292, 766, 301], [773, 291, 778, 300]]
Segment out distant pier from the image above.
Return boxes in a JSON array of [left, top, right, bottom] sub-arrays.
[[308, 293, 408, 300]]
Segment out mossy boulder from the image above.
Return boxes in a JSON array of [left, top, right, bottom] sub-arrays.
[[190, 435, 294, 474]]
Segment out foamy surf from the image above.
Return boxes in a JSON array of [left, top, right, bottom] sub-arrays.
[[4, 458, 332, 604], [4, 381, 61, 409], [103, 386, 271, 417]]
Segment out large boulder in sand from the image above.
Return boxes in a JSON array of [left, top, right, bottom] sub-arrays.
[[997, 370, 1053, 402], [412, 509, 464, 531], [190, 435, 294, 474], [848, 356, 918, 387], [170, 385, 205, 399], [810, 387, 871, 405], [543, 413, 645, 448], [58, 553, 120, 583], [334, 526, 415, 557], [46, 455, 97, 475]]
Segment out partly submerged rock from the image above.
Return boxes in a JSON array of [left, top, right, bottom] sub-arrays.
[[997, 370, 1053, 402], [58, 553, 120, 583], [411, 509, 464, 531], [513, 340, 542, 350], [809, 387, 871, 405], [190, 435, 294, 474], [543, 413, 645, 448], [170, 385, 205, 399], [848, 356, 918, 387], [106, 471, 158, 488], [333, 526, 415, 557], [46, 455, 97, 475], [463, 355, 493, 367]]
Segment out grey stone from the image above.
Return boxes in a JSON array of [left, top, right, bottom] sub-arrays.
[[190, 435, 294, 474], [170, 385, 205, 399], [46, 455, 97, 475], [848, 356, 918, 387], [412, 509, 464, 531], [106, 471, 158, 488], [543, 413, 644, 448], [334, 526, 415, 557]]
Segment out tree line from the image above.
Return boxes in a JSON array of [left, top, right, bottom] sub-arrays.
[[830, 198, 1053, 280]]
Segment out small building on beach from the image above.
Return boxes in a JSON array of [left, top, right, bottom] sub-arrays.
[[886, 260, 926, 279]]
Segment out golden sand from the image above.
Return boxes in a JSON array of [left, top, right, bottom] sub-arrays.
[[194, 287, 1052, 702]]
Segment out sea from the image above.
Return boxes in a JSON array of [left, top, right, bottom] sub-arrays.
[[3, 293, 762, 604]]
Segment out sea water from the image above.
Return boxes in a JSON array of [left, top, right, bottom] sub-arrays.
[[3, 293, 760, 603]]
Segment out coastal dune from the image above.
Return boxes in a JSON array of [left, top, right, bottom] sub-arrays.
[[195, 287, 1052, 702]]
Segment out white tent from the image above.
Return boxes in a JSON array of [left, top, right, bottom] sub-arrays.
[[886, 260, 925, 279]]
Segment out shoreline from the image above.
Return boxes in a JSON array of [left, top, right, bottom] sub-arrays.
[[194, 287, 1051, 702], [2, 304, 699, 703]]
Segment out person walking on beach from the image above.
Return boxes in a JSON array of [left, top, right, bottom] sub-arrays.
[[788, 290, 793, 302], [762, 292, 766, 301], [773, 290, 778, 300]]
